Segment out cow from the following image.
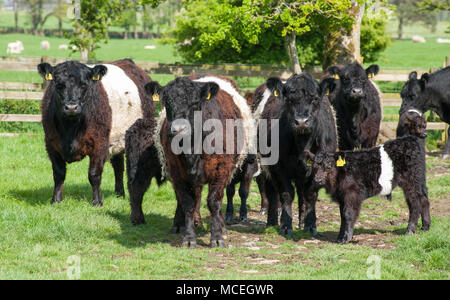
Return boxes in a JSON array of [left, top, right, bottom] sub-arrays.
[[305, 135, 431, 243], [255, 74, 338, 236], [327, 63, 382, 150], [38, 59, 154, 206], [142, 75, 255, 248], [396, 109, 428, 139], [400, 69, 450, 155]]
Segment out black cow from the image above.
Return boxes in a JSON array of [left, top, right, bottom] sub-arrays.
[[327, 63, 382, 150], [38, 59, 153, 206], [400, 69, 450, 155], [306, 135, 431, 243], [258, 74, 338, 236]]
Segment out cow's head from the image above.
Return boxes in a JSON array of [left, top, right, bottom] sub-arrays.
[[327, 63, 379, 104], [38, 61, 107, 118], [397, 109, 428, 139], [400, 71, 429, 114], [304, 150, 340, 190], [145, 77, 219, 137], [266, 74, 335, 134]]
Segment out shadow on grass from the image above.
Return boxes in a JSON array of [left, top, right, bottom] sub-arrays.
[[9, 184, 117, 206], [106, 210, 210, 249]]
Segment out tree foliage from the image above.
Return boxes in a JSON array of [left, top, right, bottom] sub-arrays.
[[66, 0, 127, 61]]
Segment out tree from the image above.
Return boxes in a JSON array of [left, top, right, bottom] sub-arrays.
[[13, 0, 19, 32], [162, 0, 389, 70], [66, 0, 127, 62], [390, 0, 438, 39]]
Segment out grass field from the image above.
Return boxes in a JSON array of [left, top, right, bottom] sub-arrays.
[[0, 134, 448, 279]]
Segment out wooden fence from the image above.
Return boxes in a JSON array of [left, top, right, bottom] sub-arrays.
[[0, 57, 448, 139]]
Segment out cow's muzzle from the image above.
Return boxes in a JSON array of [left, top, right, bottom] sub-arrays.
[[63, 104, 81, 116]]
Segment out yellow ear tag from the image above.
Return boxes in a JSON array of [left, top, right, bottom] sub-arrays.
[[274, 90, 279, 97], [326, 89, 330, 96], [368, 73, 375, 79], [92, 74, 100, 81], [152, 93, 160, 102], [206, 93, 211, 100], [45, 73, 53, 81], [336, 156, 346, 167], [332, 74, 339, 80], [306, 159, 312, 167]]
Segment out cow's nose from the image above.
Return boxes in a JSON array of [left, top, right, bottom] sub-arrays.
[[64, 104, 79, 114], [420, 132, 428, 138], [295, 117, 309, 127]]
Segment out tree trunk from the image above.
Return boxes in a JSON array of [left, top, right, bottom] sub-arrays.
[[58, 0, 63, 37], [134, 10, 139, 39], [80, 49, 89, 63], [398, 16, 403, 40], [14, 0, 19, 32], [323, 2, 365, 68], [284, 31, 302, 74]]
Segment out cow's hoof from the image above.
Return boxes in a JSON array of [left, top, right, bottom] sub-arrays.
[[404, 230, 415, 236], [170, 226, 185, 234], [115, 191, 125, 198], [194, 220, 203, 228], [239, 215, 247, 223], [225, 214, 233, 223], [279, 228, 293, 237], [210, 240, 225, 248], [92, 200, 103, 207], [260, 208, 267, 216], [304, 226, 318, 237], [182, 240, 197, 248], [421, 226, 430, 231]]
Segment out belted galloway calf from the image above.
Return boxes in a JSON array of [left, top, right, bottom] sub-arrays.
[[305, 135, 431, 243]]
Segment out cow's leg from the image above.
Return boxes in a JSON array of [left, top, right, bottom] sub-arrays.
[[49, 152, 66, 204], [179, 182, 198, 248], [88, 153, 107, 207], [442, 127, 450, 158], [207, 183, 226, 248], [303, 186, 319, 236], [128, 155, 153, 225], [403, 188, 422, 235], [265, 178, 279, 227], [225, 183, 235, 223], [171, 189, 186, 234], [110, 152, 125, 198], [239, 173, 252, 222], [336, 195, 362, 243], [279, 182, 295, 236], [256, 175, 268, 215]]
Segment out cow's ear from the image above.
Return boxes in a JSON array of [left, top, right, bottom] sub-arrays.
[[90, 65, 107, 81], [366, 64, 379, 79], [421, 73, 430, 83], [304, 150, 315, 162], [326, 66, 341, 80], [334, 151, 346, 167], [200, 82, 219, 102], [319, 78, 336, 99], [145, 81, 162, 102], [38, 63, 54, 81], [408, 71, 418, 81], [266, 77, 283, 98]]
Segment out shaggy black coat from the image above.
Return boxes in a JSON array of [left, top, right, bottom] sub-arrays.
[[327, 63, 381, 150], [306, 136, 430, 243], [258, 74, 338, 236], [396, 110, 428, 139], [38, 59, 152, 206], [400, 69, 450, 154]]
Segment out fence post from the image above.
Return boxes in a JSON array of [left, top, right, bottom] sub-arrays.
[[445, 56, 450, 68]]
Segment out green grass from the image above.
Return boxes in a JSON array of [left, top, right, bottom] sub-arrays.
[[0, 134, 448, 279]]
